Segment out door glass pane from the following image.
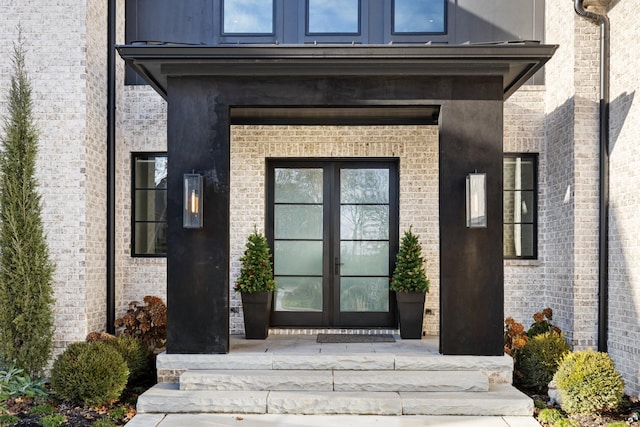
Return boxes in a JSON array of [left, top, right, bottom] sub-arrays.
[[340, 277, 389, 312], [341, 241, 389, 276], [275, 277, 323, 312], [341, 169, 389, 203], [308, 0, 359, 34], [275, 168, 323, 203], [275, 205, 323, 239], [274, 241, 323, 276], [393, 0, 446, 33], [341, 205, 389, 240], [223, 0, 273, 34]]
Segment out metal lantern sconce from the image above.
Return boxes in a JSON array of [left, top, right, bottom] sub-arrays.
[[183, 173, 203, 229], [466, 172, 487, 228]]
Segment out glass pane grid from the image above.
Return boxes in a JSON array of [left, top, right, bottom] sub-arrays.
[[133, 154, 167, 256]]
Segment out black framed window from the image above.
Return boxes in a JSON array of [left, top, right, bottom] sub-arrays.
[[392, 0, 446, 34], [222, 0, 274, 35], [132, 153, 168, 257], [503, 154, 537, 259]]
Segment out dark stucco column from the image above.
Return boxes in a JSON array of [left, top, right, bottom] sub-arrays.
[[439, 94, 504, 356], [166, 78, 230, 354]]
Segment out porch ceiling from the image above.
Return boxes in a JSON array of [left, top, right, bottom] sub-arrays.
[[116, 43, 557, 101]]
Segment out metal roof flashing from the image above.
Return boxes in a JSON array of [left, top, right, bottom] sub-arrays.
[[116, 43, 557, 101]]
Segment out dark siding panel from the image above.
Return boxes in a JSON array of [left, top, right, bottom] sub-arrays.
[[454, 0, 540, 44], [125, 0, 215, 84]]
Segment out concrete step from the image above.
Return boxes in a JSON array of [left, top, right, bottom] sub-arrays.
[[180, 369, 488, 392], [333, 370, 488, 392], [136, 383, 532, 416], [180, 370, 333, 391]]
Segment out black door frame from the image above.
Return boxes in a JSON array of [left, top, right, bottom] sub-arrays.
[[266, 157, 399, 328]]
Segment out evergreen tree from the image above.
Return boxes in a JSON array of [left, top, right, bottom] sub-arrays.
[[0, 35, 55, 377], [234, 229, 276, 293], [391, 227, 430, 293]]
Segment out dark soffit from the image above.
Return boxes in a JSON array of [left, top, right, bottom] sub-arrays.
[[230, 106, 441, 125], [116, 43, 558, 101]]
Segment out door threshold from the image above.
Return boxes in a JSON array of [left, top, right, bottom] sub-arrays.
[[269, 327, 400, 336]]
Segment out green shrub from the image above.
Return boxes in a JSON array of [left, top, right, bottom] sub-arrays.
[[87, 333, 149, 384], [553, 349, 625, 414], [50, 342, 129, 407], [517, 331, 570, 392], [0, 366, 48, 400], [0, 414, 19, 427], [391, 227, 430, 293], [93, 418, 117, 427], [29, 404, 55, 415], [108, 406, 127, 420], [40, 414, 66, 427], [605, 422, 628, 427], [538, 408, 565, 425], [554, 418, 580, 427], [0, 34, 55, 378]]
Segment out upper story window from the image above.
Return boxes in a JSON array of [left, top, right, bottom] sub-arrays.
[[503, 154, 537, 259], [222, 0, 274, 34], [132, 153, 168, 257], [307, 0, 360, 35], [392, 0, 446, 34]]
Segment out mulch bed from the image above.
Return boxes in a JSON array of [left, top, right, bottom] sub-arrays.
[[4, 398, 136, 426], [524, 388, 640, 427]]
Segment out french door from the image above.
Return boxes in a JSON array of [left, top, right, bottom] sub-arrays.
[[267, 159, 398, 327]]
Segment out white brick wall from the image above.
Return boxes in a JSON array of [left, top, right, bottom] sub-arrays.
[[229, 125, 440, 335], [503, 87, 547, 324], [0, 0, 107, 356], [606, 0, 640, 398]]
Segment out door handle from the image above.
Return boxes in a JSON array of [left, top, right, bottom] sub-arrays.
[[334, 257, 344, 275]]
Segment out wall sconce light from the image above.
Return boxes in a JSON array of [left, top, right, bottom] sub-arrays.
[[183, 173, 203, 229], [466, 172, 487, 228]]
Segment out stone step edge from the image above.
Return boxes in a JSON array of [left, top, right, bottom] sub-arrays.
[[137, 383, 532, 416], [157, 352, 513, 372], [157, 353, 513, 384], [179, 369, 489, 392]]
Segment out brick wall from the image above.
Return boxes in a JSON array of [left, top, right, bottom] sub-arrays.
[[607, 0, 640, 398], [0, 0, 108, 356], [229, 125, 440, 335], [544, 1, 600, 350], [503, 87, 547, 325]]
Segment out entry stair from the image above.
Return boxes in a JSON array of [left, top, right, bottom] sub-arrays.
[[137, 351, 533, 416]]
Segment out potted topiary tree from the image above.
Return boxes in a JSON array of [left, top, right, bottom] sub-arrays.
[[390, 227, 430, 339], [234, 229, 276, 339]]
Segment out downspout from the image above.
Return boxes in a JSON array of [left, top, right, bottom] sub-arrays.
[[574, 0, 610, 352], [106, 0, 116, 334]]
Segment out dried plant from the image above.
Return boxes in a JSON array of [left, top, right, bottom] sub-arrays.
[[114, 296, 166, 355]]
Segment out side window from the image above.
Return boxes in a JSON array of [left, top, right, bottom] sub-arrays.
[[222, 0, 274, 34], [132, 153, 168, 257], [503, 154, 537, 259], [392, 0, 446, 34], [307, 0, 360, 35]]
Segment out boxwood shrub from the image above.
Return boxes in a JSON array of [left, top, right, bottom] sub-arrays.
[[50, 342, 129, 406], [553, 349, 624, 414], [517, 331, 570, 392]]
